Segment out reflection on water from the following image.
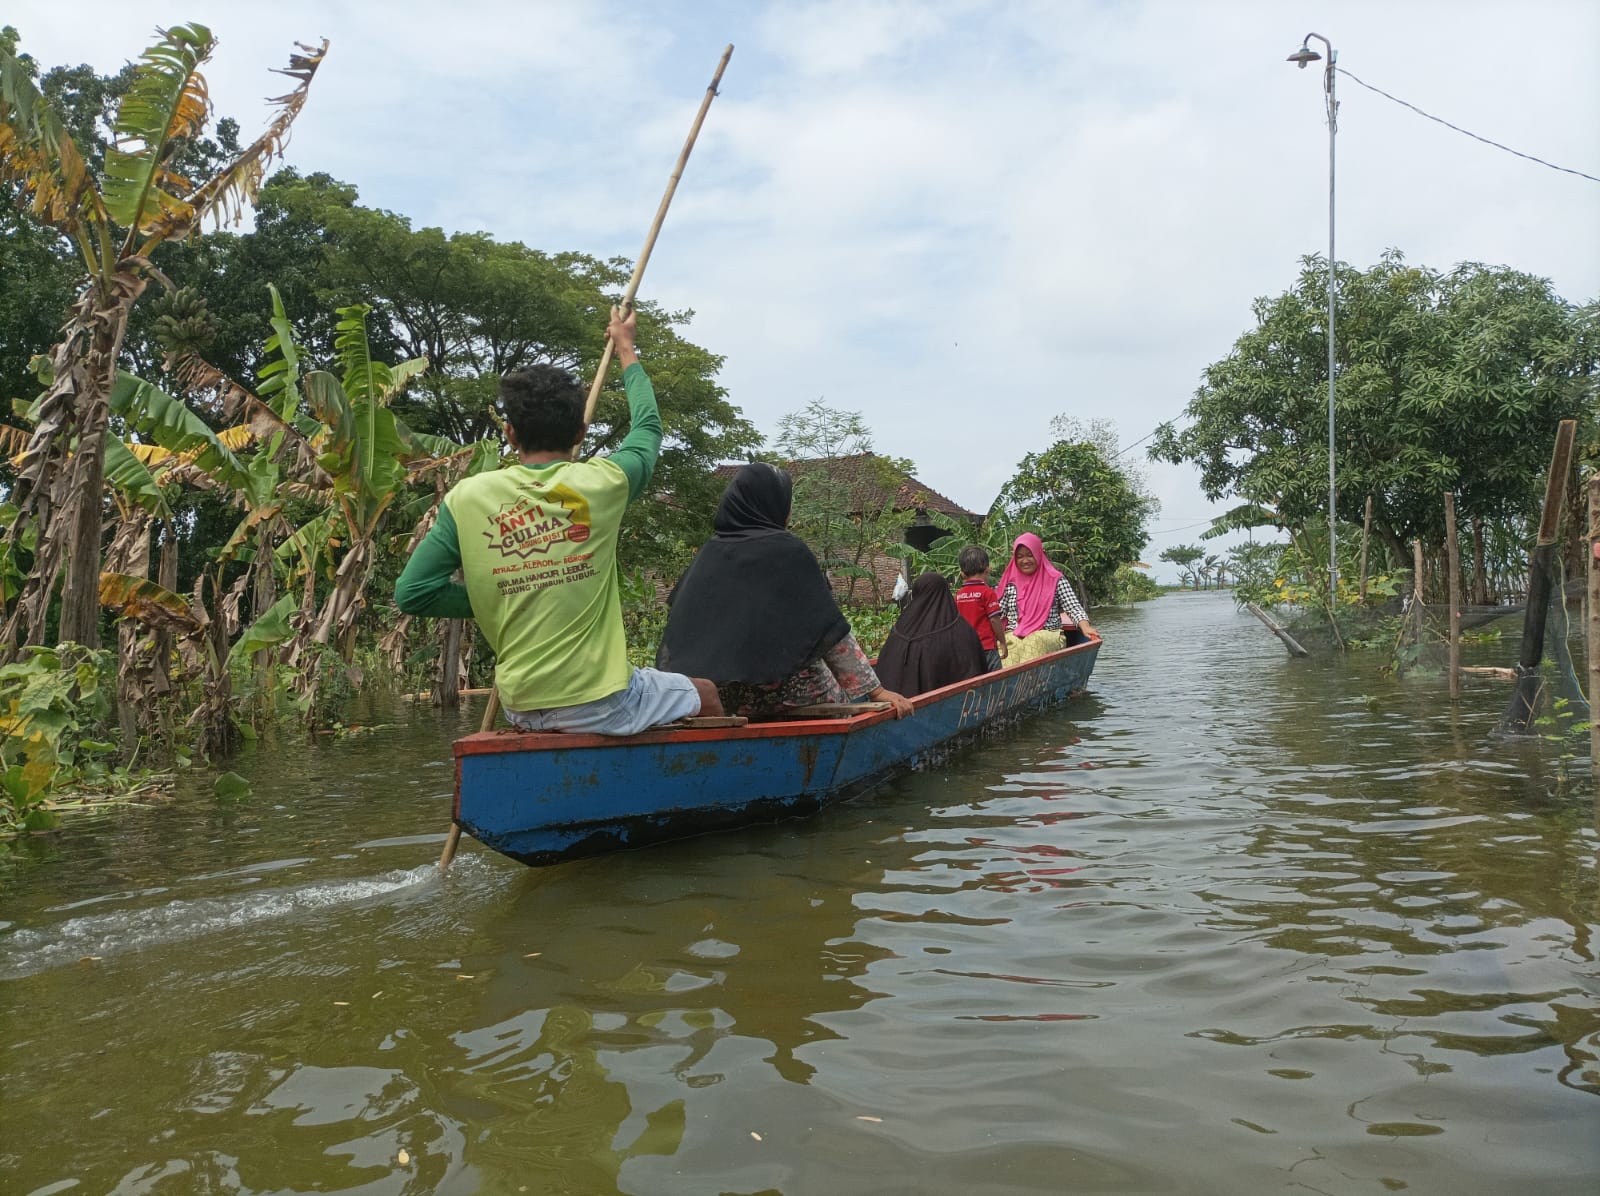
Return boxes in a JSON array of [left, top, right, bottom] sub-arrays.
[[1, 592, 1595, 1194]]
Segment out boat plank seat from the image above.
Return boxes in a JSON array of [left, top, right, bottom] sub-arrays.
[[784, 702, 891, 718], [665, 716, 750, 728]]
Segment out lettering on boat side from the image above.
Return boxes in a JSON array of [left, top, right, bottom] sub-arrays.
[[957, 665, 1057, 730]]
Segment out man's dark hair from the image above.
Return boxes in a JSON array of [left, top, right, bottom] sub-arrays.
[[500, 365, 584, 452], [959, 545, 990, 576]]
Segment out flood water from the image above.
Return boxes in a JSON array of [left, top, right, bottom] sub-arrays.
[[2, 591, 1596, 1195]]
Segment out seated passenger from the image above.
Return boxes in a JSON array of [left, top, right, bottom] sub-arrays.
[[953, 544, 1009, 672], [395, 305, 722, 734], [875, 572, 987, 697], [998, 533, 1098, 663], [657, 462, 914, 721]]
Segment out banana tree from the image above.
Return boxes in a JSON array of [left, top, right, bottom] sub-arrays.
[[0, 24, 326, 651]]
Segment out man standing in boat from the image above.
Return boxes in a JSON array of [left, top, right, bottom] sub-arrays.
[[395, 305, 724, 733]]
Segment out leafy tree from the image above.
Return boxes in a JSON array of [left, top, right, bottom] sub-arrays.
[[773, 400, 916, 603], [993, 428, 1158, 603], [1159, 543, 1204, 588], [128, 168, 758, 579], [1151, 251, 1598, 574], [0, 24, 326, 650], [1226, 540, 1288, 606]]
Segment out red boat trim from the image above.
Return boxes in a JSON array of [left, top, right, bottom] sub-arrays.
[[453, 635, 1099, 759]]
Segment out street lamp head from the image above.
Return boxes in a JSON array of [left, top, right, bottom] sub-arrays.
[[1286, 44, 1321, 69]]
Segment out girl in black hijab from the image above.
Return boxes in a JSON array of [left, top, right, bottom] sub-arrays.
[[658, 463, 913, 720], [874, 572, 987, 696]]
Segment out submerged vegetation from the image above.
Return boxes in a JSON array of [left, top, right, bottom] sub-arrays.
[[1153, 250, 1599, 664]]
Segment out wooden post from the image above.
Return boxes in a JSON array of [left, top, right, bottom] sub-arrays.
[[582, 45, 735, 426], [1358, 495, 1373, 603], [1411, 538, 1425, 643], [1444, 491, 1461, 701], [1500, 418, 1578, 736], [1588, 474, 1600, 770], [438, 688, 502, 871], [1246, 601, 1310, 657]]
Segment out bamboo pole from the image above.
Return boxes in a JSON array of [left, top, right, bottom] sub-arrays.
[[1411, 538, 1425, 645], [582, 44, 735, 426], [1444, 491, 1461, 701], [1246, 601, 1310, 657], [1588, 474, 1600, 771], [1358, 495, 1372, 603], [441, 47, 734, 871], [437, 688, 500, 871]]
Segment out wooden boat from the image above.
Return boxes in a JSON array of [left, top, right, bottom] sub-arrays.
[[451, 635, 1099, 867]]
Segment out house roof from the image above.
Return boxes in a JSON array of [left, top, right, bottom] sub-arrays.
[[713, 453, 981, 520]]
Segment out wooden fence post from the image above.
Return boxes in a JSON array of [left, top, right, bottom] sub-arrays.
[[1588, 474, 1600, 770], [1359, 495, 1373, 603], [1411, 539, 1425, 641], [1499, 419, 1577, 736], [1444, 491, 1461, 701]]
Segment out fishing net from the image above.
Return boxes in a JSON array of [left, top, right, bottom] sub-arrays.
[[1493, 556, 1588, 739]]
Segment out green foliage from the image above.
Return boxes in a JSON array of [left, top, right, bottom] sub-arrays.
[[1159, 543, 1205, 587], [842, 601, 900, 658], [620, 568, 669, 670], [1225, 541, 1287, 606], [993, 430, 1157, 603], [1151, 251, 1598, 568], [889, 509, 1064, 588], [0, 643, 126, 832], [1107, 563, 1161, 604], [774, 400, 916, 604]]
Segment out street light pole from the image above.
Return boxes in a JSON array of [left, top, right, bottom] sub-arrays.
[[1288, 33, 1339, 611]]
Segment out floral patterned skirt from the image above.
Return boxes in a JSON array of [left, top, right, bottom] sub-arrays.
[[716, 633, 880, 720]]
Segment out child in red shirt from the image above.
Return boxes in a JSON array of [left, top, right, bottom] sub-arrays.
[[953, 545, 1009, 672]]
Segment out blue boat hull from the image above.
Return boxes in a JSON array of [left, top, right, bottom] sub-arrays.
[[453, 637, 1099, 866]]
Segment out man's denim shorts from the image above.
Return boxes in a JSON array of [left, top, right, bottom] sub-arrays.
[[505, 667, 700, 736]]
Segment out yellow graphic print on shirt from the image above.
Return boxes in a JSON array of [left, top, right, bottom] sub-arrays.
[[481, 484, 593, 560]]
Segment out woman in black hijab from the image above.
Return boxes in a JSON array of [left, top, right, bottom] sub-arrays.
[[875, 572, 987, 697], [658, 463, 913, 720]]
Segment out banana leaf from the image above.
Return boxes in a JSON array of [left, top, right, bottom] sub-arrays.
[[100, 24, 215, 234], [104, 436, 174, 519], [229, 593, 296, 668], [97, 572, 204, 637], [110, 370, 249, 492]]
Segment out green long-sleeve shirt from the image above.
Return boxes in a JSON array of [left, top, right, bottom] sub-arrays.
[[394, 363, 661, 623]]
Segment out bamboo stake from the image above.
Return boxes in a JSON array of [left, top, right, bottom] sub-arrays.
[[438, 688, 500, 871], [1444, 491, 1461, 701], [1410, 538, 1426, 647], [582, 44, 735, 427], [1246, 601, 1310, 658], [1358, 495, 1372, 603], [1588, 474, 1600, 771], [1499, 418, 1577, 736]]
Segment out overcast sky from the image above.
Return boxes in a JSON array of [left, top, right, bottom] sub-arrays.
[[11, 0, 1600, 580]]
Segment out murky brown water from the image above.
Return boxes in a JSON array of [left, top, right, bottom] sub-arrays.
[[2, 591, 1596, 1195]]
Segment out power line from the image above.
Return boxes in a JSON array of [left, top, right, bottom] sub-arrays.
[[1113, 426, 1161, 459], [1152, 517, 1225, 534], [1338, 67, 1600, 185]]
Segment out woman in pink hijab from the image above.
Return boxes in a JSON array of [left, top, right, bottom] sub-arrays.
[[996, 533, 1097, 663]]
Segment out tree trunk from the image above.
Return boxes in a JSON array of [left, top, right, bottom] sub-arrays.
[[1471, 516, 1489, 605], [1371, 523, 1409, 584], [435, 617, 464, 709], [2, 273, 147, 653]]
